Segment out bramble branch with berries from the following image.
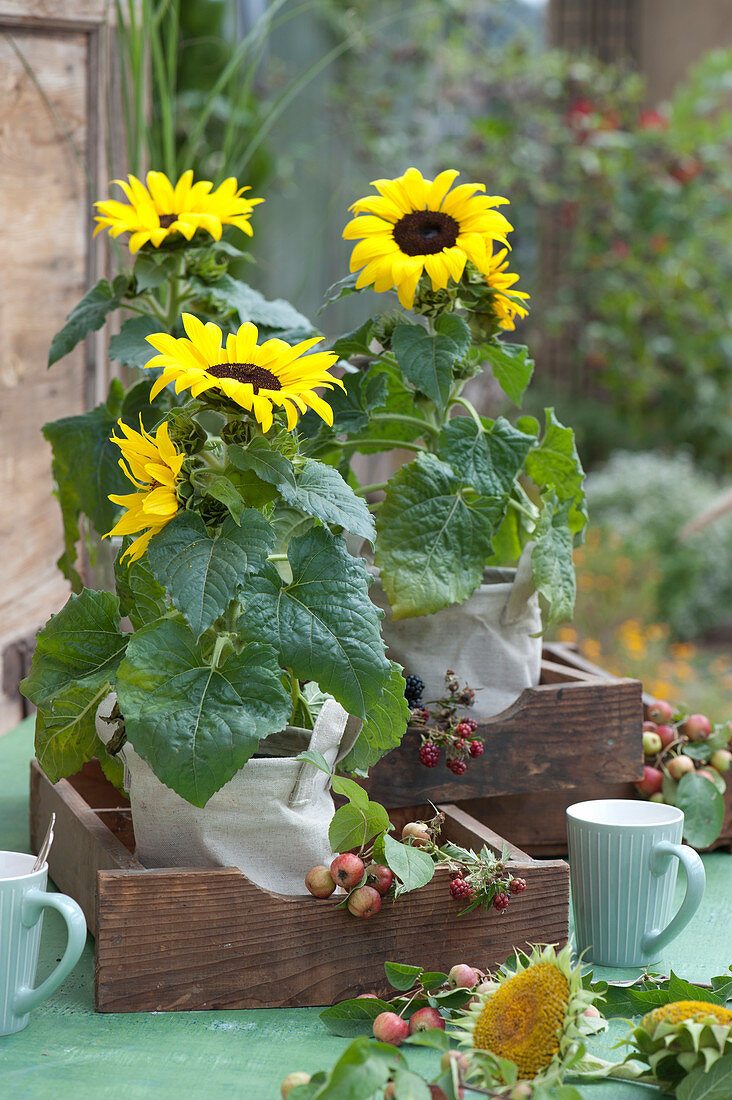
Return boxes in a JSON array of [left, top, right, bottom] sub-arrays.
[[406, 670, 485, 777]]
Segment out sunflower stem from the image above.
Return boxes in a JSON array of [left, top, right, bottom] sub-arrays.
[[370, 413, 438, 438], [355, 482, 388, 497], [507, 497, 537, 523], [449, 395, 484, 434], [338, 438, 426, 454]]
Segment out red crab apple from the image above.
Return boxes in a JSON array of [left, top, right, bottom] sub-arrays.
[[643, 731, 663, 756], [667, 755, 695, 780], [683, 714, 712, 741], [347, 885, 382, 918], [697, 768, 720, 785], [648, 700, 674, 724], [281, 1072, 311, 1098], [636, 766, 663, 796], [447, 964, 480, 989], [408, 1006, 445, 1034], [366, 864, 394, 896], [643, 721, 658, 733], [356, 993, 379, 999], [441, 1051, 470, 1074], [372, 1011, 409, 1046], [305, 866, 336, 898], [330, 852, 365, 890], [656, 725, 676, 750], [401, 822, 431, 848], [710, 749, 732, 773], [649, 793, 665, 803]]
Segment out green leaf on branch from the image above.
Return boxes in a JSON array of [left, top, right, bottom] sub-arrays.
[[238, 527, 390, 717], [114, 547, 168, 630], [48, 275, 131, 367], [676, 1054, 732, 1100], [391, 321, 463, 413], [480, 340, 534, 406], [193, 274, 314, 335], [381, 834, 435, 898], [229, 437, 298, 490], [524, 408, 588, 541], [329, 319, 376, 362], [147, 512, 275, 640], [391, 1067, 432, 1100], [668, 972, 724, 1005], [320, 272, 362, 310], [438, 415, 533, 498], [33, 681, 114, 784], [329, 799, 390, 853], [677, 771, 725, 848], [193, 469, 249, 523], [375, 453, 503, 619], [331, 774, 371, 811], [325, 370, 388, 434], [108, 315, 161, 368], [434, 312, 471, 355], [116, 620, 290, 806], [340, 662, 409, 772], [384, 961, 424, 991], [531, 489, 576, 627], [319, 998, 394, 1037]]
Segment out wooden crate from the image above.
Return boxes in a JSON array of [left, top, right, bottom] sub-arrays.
[[365, 643, 644, 807], [30, 760, 569, 1013]]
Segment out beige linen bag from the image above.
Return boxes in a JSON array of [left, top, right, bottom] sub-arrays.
[[96, 695, 361, 895]]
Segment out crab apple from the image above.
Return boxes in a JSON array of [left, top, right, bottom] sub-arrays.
[[357, 993, 379, 999], [648, 700, 674, 724], [667, 754, 694, 780], [281, 1072, 311, 1097], [347, 884, 382, 918], [440, 1050, 470, 1074], [643, 731, 663, 756], [636, 765, 663, 796], [330, 852, 365, 890], [683, 714, 712, 741], [643, 720, 658, 733], [656, 725, 676, 749], [650, 793, 665, 803], [372, 1011, 409, 1046], [305, 865, 336, 898], [448, 964, 480, 989], [697, 768, 720, 785], [710, 749, 732, 773], [408, 1006, 445, 1033], [366, 863, 394, 896], [401, 822, 431, 848]]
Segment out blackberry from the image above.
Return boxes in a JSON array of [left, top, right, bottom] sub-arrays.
[[447, 758, 467, 776], [419, 741, 441, 768], [492, 891, 510, 913], [509, 878, 526, 894], [404, 674, 425, 708], [469, 741, 484, 758], [465, 718, 478, 733], [454, 722, 472, 739], [450, 878, 473, 901]]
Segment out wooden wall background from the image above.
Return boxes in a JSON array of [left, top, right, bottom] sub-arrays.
[[0, 1, 113, 733]]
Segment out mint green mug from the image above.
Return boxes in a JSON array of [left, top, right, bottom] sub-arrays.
[[0, 851, 86, 1035], [566, 799, 706, 967]]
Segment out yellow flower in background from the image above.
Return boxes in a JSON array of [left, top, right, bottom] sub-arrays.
[[94, 170, 263, 253], [343, 167, 513, 309], [146, 314, 342, 433], [105, 419, 184, 563], [454, 944, 600, 1089], [485, 248, 530, 330]]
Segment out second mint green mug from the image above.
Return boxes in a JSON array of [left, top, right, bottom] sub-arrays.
[[566, 799, 706, 967]]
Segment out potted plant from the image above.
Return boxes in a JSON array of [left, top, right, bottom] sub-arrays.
[[21, 170, 410, 894], [302, 167, 588, 722]]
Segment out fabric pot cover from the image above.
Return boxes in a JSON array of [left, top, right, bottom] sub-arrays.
[[370, 545, 542, 721], [96, 696, 361, 895]]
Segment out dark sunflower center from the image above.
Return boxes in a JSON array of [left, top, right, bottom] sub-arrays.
[[158, 214, 178, 228], [392, 210, 460, 256], [206, 362, 281, 394]]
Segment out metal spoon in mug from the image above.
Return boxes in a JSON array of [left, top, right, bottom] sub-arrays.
[[32, 813, 56, 872]]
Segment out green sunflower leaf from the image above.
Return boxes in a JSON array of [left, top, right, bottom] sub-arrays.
[[437, 416, 533, 498], [194, 274, 314, 336], [374, 453, 503, 618], [338, 362, 430, 454], [676, 1054, 732, 1100], [48, 275, 132, 367], [340, 661, 409, 773], [116, 620, 290, 806], [524, 408, 588, 541], [329, 319, 376, 362], [325, 369, 388, 434], [237, 527, 390, 718], [33, 681, 113, 784], [114, 546, 168, 631], [319, 272, 362, 310], [146, 511, 275, 640], [391, 322, 464, 413], [480, 340, 534, 407], [131, 252, 168, 293], [531, 489, 576, 627], [676, 772, 725, 848], [108, 315, 161, 368]]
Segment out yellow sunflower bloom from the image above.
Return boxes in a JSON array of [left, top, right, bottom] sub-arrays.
[[145, 314, 343, 433], [94, 170, 263, 254], [105, 419, 184, 563], [343, 167, 513, 309], [485, 248, 530, 330], [454, 944, 601, 1089]]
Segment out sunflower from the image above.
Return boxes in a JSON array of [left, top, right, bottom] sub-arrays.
[[454, 944, 601, 1089], [628, 1000, 732, 1090], [485, 248, 530, 330], [343, 167, 513, 309], [94, 170, 262, 253], [145, 314, 342, 433], [105, 419, 185, 563]]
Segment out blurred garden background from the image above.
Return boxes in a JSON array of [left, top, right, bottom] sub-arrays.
[[1, 0, 730, 726]]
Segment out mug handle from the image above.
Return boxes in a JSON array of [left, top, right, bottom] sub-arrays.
[[12, 888, 87, 1016], [642, 840, 706, 958]]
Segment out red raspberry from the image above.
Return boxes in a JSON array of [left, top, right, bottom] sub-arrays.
[[465, 718, 478, 732], [454, 738, 467, 751], [492, 892, 509, 913], [447, 758, 467, 776], [454, 722, 472, 738], [419, 741, 441, 768], [509, 878, 526, 894], [450, 878, 473, 901], [469, 740, 484, 758]]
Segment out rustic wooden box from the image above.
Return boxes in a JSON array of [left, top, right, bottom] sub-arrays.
[[30, 760, 569, 1014], [366, 643, 644, 807]]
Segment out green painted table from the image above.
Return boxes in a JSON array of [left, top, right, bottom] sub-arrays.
[[0, 717, 730, 1100]]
